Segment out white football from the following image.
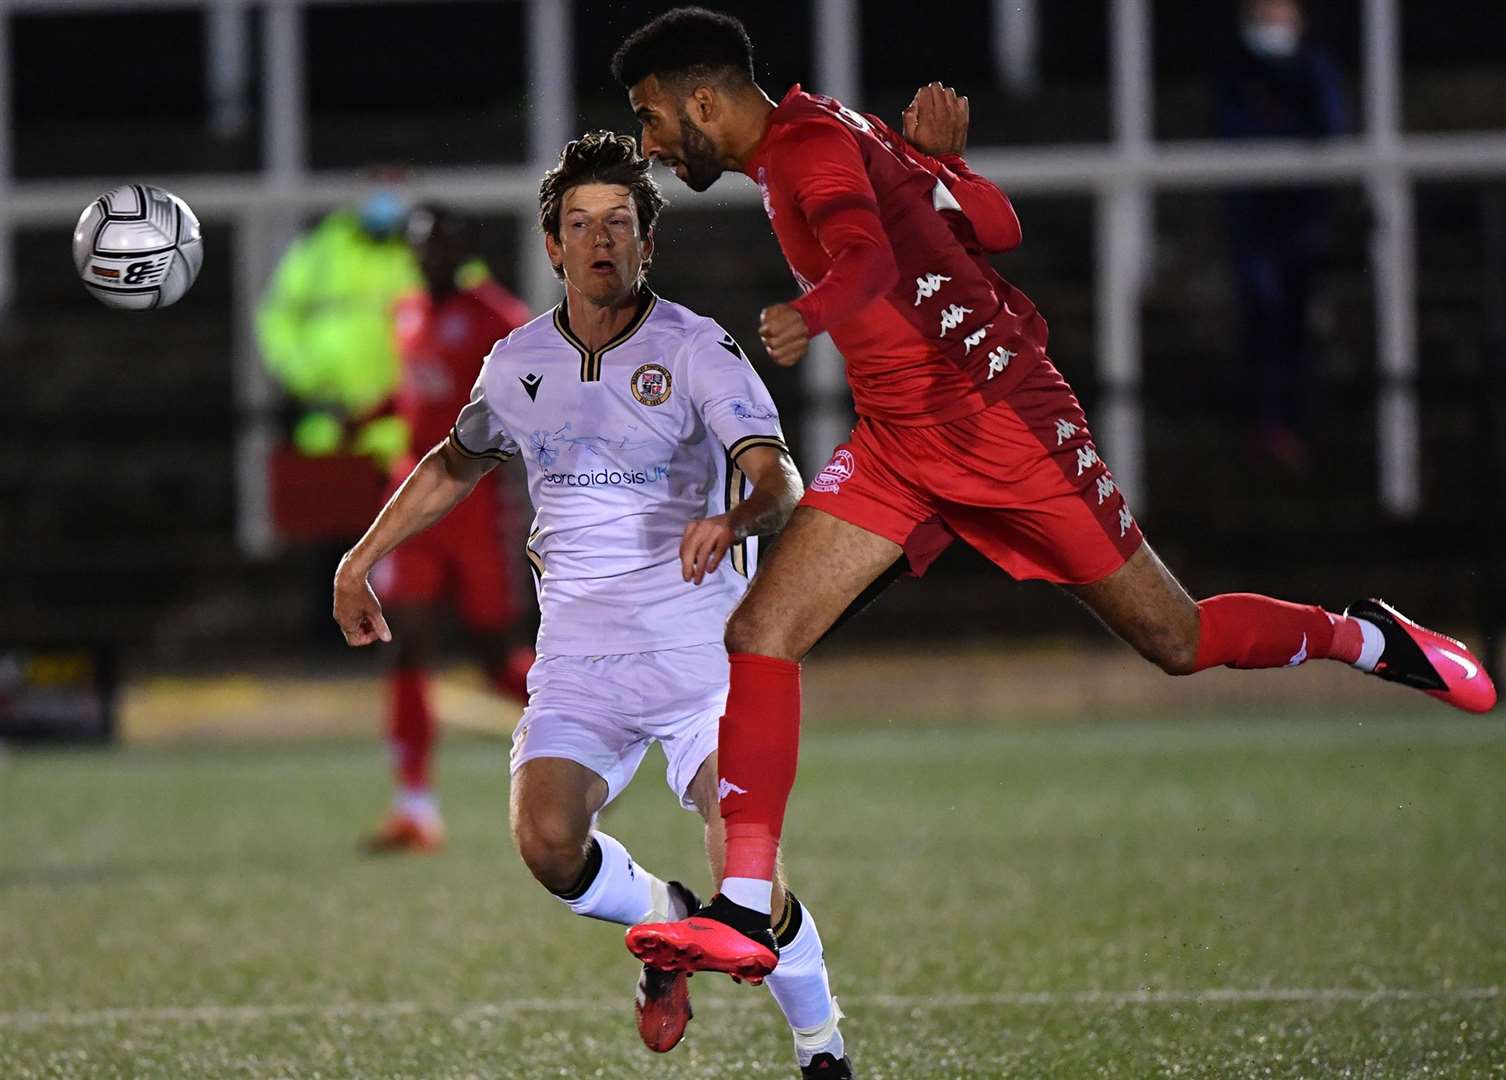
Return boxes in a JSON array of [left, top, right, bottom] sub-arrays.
[[72, 184, 203, 310]]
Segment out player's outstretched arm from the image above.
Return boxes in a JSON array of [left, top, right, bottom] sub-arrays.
[[680, 446, 803, 585], [767, 124, 900, 359], [902, 82, 1022, 253], [903, 81, 969, 158], [333, 439, 498, 645]]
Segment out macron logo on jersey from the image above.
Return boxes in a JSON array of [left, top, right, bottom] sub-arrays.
[[717, 333, 747, 361], [717, 778, 749, 801]]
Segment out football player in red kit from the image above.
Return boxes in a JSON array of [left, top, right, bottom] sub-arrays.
[[611, 6, 1497, 994], [361, 205, 535, 852]]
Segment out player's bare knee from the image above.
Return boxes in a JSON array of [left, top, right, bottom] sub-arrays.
[[512, 811, 589, 891], [723, 605, 760, 655], [1143, 627, 1199, 676], [724, 606, 798, 660], [1158, 647, 1199, 677]]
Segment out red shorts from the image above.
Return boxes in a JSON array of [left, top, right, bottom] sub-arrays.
[[372, 477, 519, 630], [799, 358, 1143, 586]]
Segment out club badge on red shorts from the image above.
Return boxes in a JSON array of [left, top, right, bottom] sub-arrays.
[[812, 448, 856, 493]]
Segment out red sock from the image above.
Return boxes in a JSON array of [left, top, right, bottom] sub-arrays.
[[488, 646, 534, 705], [388, 667, 435, 790], [1194, 593, 1363, 671], [720, 653, 802, 883]]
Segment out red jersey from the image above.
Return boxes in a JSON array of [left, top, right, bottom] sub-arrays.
[[746, 86, 1047, 425], [392, 280, 530, 474]]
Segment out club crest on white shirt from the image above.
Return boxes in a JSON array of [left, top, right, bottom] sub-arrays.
[[631, 362, 673, 406]]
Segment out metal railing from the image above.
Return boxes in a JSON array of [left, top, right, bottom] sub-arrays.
[[3, 0, 1504, 556]]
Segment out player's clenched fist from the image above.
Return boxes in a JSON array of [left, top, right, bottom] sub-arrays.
[[759, 303, 810, 366], [680, 514, 738, 585], [333, 560, 393, 646], [903, 81, 970, 158]]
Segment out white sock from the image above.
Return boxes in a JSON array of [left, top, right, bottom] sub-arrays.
[[644, 876, 676, 923], [1351, 617, 1386, 672], [395, 788, 440, 823], [560, 831, 662, 925], [721, 876, 773, 914], [765, 903, 843, 1065], [789, 998, 845, 1067]]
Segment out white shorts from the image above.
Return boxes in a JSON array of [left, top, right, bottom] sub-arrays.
[[508, 643, 727, 812]]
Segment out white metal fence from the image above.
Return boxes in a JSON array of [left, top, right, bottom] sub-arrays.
[[3, 0, 1504, 556]]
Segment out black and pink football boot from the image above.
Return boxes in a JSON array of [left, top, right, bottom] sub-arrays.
[[627, 893, 779, 986], [1346, 598, 1497, 714]]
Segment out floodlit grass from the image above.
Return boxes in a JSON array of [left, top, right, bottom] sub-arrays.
[[3, 711, 1504, 1078]]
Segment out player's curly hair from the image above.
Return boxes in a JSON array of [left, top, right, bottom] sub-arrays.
[[610, 6, 755, 90], [537, 131, 667, 252]]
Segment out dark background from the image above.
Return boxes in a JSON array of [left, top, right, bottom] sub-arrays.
[[4, 1, 1505, 672]]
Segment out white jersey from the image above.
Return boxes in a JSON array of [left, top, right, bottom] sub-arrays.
[[450, 288, 788, 657]]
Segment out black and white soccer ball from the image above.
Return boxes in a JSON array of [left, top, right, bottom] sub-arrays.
[[72, 184, 203, 310]]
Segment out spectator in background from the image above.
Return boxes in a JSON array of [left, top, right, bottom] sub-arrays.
[[256, 166, 424, 468], [1215, 0, 1350, 469], [363, 205, 535, 852]]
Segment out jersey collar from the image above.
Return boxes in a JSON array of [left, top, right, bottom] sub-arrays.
[[744, 84, 806, 177], [553, 286, 658, 382]]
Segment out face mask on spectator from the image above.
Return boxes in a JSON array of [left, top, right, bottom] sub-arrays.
[[1242, 21, 1301, 59], [360, 189, 410, 235]]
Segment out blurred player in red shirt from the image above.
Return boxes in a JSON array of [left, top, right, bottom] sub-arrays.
[[611, 7, 1497, 995], [363, 205, 534, 852]]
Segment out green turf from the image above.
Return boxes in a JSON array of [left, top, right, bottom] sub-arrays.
[[3, 711, 1505, 1078]]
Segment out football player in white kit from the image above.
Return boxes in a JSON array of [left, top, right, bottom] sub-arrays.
[[332, 132, 851, 1077]]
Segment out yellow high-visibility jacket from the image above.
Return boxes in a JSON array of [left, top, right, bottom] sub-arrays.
[[256, 209, 421, 431]]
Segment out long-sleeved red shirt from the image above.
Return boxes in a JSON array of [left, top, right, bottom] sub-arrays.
[[392, 280, 530, 475], [744, 85, 1045, 425]]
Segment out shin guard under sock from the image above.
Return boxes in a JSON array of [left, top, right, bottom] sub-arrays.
[[1194, 593, 1363, 671], [765, 893, 843, 1064], [719, 653, 802, 886]]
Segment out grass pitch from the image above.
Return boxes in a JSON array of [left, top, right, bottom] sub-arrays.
[[3, 710, 1504, 1078]]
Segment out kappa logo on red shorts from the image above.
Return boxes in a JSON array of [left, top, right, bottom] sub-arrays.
[[812, 448, 856, 494]]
